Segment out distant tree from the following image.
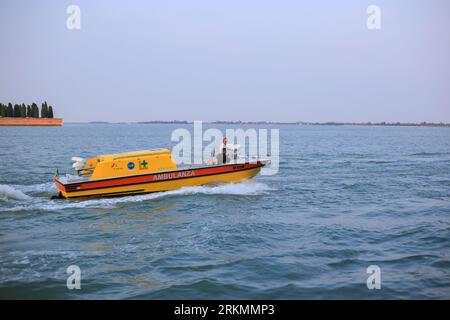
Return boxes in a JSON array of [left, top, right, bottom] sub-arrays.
[[0, 103, 4, 117], [31, 103, 39, 118], [13, 104, 21, 117], [46, 102, 50, 117], [27, 105, 31, 117], [21, 104, 26, 117], [48, 106, 54, 118], [7, 103, 13, 117], [41, 102, 48, 118]]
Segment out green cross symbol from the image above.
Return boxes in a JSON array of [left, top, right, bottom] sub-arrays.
[[140, 160, 148, 169]]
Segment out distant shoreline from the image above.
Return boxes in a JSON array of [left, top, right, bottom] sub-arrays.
[[64, 121, 450, 127]]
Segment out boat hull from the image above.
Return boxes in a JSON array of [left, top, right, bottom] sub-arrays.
[[53, 162, 264, 199]]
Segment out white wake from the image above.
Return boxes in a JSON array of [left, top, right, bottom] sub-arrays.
[[0, 184, 32, 201], [1, 181, 273, 212]]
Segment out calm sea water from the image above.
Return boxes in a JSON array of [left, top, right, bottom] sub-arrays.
[[0, 124, 449, 299]]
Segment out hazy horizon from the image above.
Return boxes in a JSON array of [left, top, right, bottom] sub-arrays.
[[1, 1, 449, 123]]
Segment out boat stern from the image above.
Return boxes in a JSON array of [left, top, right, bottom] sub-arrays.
[[52, 175, 66, 198]]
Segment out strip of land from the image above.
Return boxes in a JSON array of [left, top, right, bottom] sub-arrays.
[[72, 121, 450, 127], [0, 117, 63, 126]]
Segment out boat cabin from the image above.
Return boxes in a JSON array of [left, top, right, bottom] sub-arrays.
[[75, 149, 178, 179]]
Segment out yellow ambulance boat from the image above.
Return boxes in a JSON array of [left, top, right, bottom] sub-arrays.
[[53, 148, 266, 199]]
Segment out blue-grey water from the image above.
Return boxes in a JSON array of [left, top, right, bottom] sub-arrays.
[[0, 124, 449, 299]]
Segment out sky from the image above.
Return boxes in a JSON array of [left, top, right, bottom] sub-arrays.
[[0, 0, 449, 122]]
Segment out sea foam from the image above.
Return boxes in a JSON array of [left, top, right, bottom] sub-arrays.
[[0, 184, 32, 201], [1, 181, 274, 212]]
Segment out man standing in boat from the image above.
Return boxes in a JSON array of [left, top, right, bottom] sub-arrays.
[[219, 137, 228, 164], [205, 137, 233, 165]]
